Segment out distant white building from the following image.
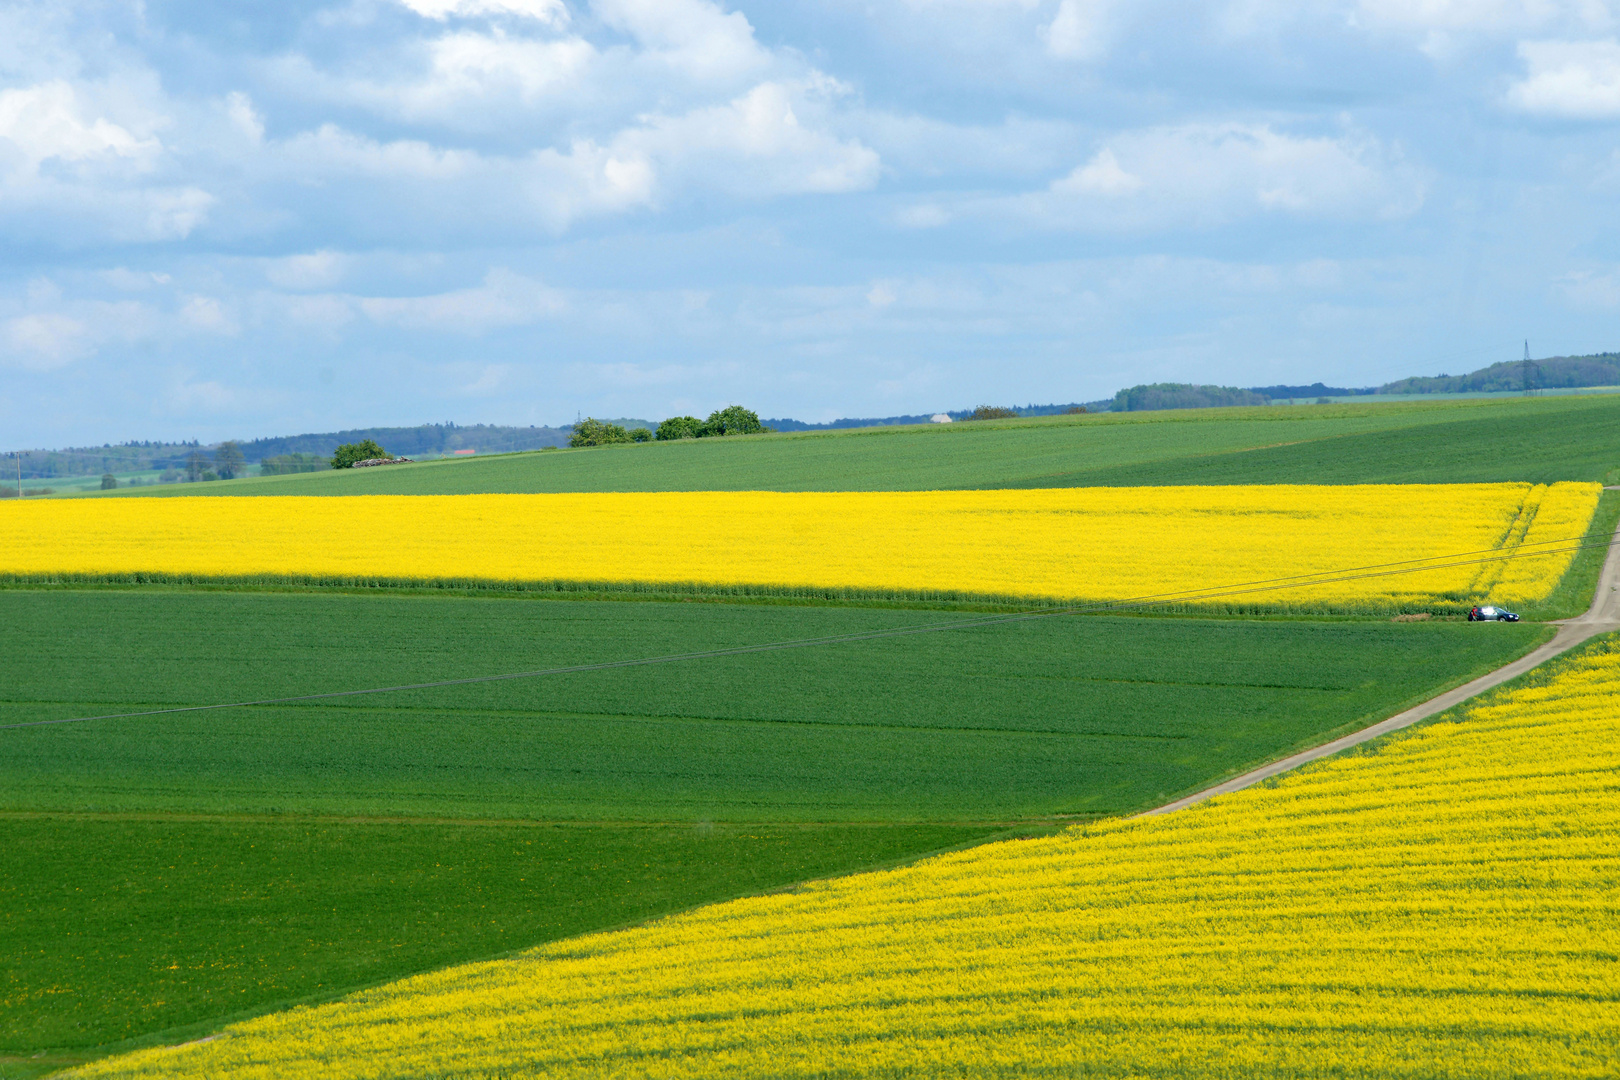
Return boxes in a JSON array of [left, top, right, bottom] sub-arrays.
[[931, 413, 952, 423]]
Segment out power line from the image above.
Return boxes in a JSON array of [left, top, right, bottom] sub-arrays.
[[6, 530, 1616, 733]]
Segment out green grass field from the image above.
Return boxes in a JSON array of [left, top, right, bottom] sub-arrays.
[[0, 590, 1547, 1068], [0, 592, 1546, 820], [0, 817, 994, 1069], [80, 394, 1620, 497], [10, 397, 1614, 1077]]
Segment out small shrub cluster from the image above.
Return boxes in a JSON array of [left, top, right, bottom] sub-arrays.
[[331, 440, 390, 469], [1113, 384, 1268, 412], [655, 406, 768, 441], [965, 405, 1020, 421], [569, 420, 653, 447]]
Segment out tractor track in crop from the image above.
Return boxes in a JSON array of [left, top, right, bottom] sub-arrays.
[[1141, 508, 1620, 818]]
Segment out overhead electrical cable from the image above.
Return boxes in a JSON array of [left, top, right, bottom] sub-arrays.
[[4, 529, 1616, 732]]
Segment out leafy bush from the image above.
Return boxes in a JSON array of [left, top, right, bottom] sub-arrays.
[[967, 406, 1020, 420], [100, 474, 119, 490], [656, 416, 704, 441], [658, 408, 768, 440], [332, 440, 389, 469], [630, 428, 653, 443], [569, 419, 633, 447], [702, 405, 767, 436]]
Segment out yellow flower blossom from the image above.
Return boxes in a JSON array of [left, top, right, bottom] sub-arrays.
[[70, 641, 1620, 1079], [0, 482, 1600, 608]]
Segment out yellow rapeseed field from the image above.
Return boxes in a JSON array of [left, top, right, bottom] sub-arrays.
[[72, 637, 1620, 1080], [0, 482, 1601, 608]]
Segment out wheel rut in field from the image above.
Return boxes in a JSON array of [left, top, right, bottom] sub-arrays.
[[1139, 513, 1620, 818]]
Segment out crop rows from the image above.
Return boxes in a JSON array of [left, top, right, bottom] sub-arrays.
[[75, 636, 1620, 1079], [0, 483, 1599, 611]]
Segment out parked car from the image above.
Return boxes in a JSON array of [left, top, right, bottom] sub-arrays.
[[1468, 605, 1520, 622]]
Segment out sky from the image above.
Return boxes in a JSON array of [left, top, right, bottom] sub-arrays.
[[4, 0, 1620, 446]]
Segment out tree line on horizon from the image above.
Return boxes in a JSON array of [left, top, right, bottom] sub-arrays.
[[15, 350, 1619, 477]]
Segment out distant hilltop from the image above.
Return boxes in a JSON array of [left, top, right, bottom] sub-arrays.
[[13, 350, 1617, 481]]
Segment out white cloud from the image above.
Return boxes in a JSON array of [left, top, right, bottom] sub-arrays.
[[523, 139, 656, 227], [3, 313, 93, 370], [1045, 0, 1112, 60], [265, 251, 351, 290], [135, 188, 215, 240], [1054, 147, 1142, 195], [277, 124, 477, 179], [455, 362, 515, 395], [895, 203, 952, 228], [0, 79, 214, 243], [594, 0, 772, 84], [0, 80, 160, 175], [225, 92, 265, 142], [398, 0, 569, 22], [417, 32, 596, 107], [273, 33, 599, 124], [1557, 267, 1620, 306], [1353, 0, 1614, 33], [1016, 123, 1426, 229], [358, 268, 567, 332], [1508, 39, 1620, 115], [101, 268, 173, 290], [627, 79, 881, 197], [179, 295, 238, 335]]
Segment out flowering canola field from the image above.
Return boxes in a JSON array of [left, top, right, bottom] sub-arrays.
[[0, 482, 1601, 608], [73, 637, 1620, 1079]]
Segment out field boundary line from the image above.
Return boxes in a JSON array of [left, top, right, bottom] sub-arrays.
[[5, 532, 1618, 732], [1137, 512, 1620, 818]]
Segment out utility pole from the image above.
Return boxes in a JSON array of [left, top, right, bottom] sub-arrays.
[[1522, 340, 1536, 395], [14, 451, 21, 499]]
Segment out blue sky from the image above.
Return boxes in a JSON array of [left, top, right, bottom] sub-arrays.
[[4, 0, 1620, 446]]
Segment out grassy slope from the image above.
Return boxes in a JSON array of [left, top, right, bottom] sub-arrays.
[[0, 591, 1545, 1063], [79, 394, 1620, 497], [14, 398, 1608, 1070], [0, 818, 995, 1061], [0, 592, 1544, 822]]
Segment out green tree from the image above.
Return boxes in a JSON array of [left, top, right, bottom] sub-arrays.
[[214, 441, 245, 480], [700, 405, 766, 436], [655, 416, 703, 440], [966, 405, 1020, 420], [100, 473, 119, 490], [569, 419, 632, 447], [629, 428, 653, 443], [331, 440, 389, 469]]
